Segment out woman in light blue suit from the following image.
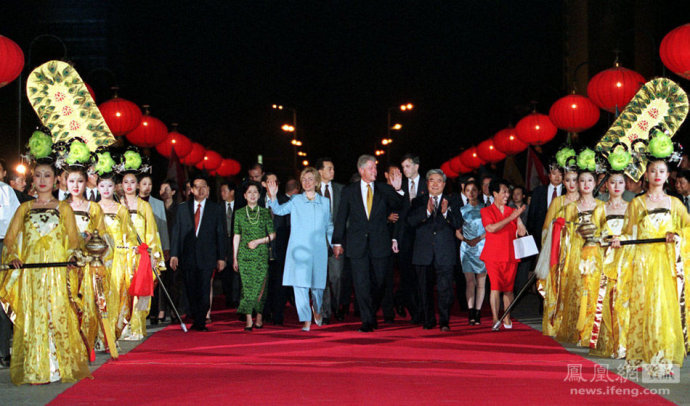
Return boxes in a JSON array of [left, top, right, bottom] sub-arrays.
[[266, 167, 333, 331]]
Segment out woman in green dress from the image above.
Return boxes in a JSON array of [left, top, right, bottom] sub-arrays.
[[233, 182, 275, 331]]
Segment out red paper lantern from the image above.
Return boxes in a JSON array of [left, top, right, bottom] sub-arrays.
[[476, 139, 507, 163], [180, 143, 205, 166], [228, 159, 241, 175], [459, 147, 485, 169], [493, 127, 528, 155], [216, 159, 237, 177], [99, 96, 143, 136], [515, 113, 558, 145], [440, 162, 459, 179], [449, 155, 472, 174], [126, 113, 168, 148], [156, 130, 192, 159], [548, 94, 600, 133], [586, 63, 645, 113], [200, 150, 223, 171], [660, 23, 690, 80], [0, 35, 24, 88], [84, 83, 97, 102]]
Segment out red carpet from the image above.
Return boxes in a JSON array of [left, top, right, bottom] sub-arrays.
[[50, 308, 670, 405]]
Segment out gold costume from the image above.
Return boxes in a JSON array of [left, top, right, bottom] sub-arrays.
[[589, 205, 630, 358], [72, 202, 114, 353], [121, 197, 164, 340], [622, 196, 690, 370], [0, 201, 91, 385], [555, 200, 605, 346], [536, 195, 571, 336], [102, 204, 139, 339]]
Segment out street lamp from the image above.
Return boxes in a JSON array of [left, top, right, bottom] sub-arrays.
[[273, 104, 298, 175], [386, 102, 414, 165]]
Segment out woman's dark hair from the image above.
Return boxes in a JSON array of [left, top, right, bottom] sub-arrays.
[[97, 171, 118, 183], [32, 160, 57, 175], [463, 180, 481, 193], [244, 180, 261, 194], [489, 178, 510, 195], [64, 165, 88, 179]]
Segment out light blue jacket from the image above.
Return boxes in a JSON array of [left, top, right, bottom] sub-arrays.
[[268, 193, 333, 289]]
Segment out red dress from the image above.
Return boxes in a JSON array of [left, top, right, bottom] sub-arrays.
[[480, 204, 520, 292]]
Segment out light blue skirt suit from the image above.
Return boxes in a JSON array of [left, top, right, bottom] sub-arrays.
[[459, 203, 487, 274], [268, 193, 333, 321]]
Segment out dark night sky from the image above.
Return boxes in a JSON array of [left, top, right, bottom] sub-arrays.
[[0, 1, 688, 184]]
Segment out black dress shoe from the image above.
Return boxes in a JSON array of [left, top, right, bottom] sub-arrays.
[[0, 356, 10, 368], [150, 318, 159, 326], [395, 304, 407, 318], [191, 324, 208, 331], [357, 323, 374, 332], [372, 320, 379, 329], [440, 325, 451, 332], [422, 322, 436, 330], [322, 317, 330, 325]]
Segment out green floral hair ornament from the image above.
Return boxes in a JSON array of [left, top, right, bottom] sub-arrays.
[[576, 148, 597, 172], [123, 150, 143, 171], [647, 128, 674, 159], [555, 147, 576, 168], [65, 141, 91, 165], [28, 130, 53, 159], [94, 151, 116, 175], [607, 145, 632, 171]]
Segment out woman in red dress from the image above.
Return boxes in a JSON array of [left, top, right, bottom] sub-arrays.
[[480, 179, 527, 330]]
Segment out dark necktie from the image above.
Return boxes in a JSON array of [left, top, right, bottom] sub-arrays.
[[551, 187, 557, 203], [226, 203, 233, 236], [324, 184, 331, 200], [194, 203, 201, 235], [433, 195, 439, 216]]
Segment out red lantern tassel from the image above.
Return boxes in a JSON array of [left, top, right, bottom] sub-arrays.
[[550, 217, 566, 267], [129, 243, 154, 297]]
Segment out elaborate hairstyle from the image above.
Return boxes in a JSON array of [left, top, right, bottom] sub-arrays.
[[601, 142, 634, 174], [114, 146, 151, 176]]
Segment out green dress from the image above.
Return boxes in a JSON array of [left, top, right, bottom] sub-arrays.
[[234, 205, 274, 315]]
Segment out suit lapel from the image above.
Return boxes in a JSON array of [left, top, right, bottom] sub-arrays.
[[370, 182, 383, 219]]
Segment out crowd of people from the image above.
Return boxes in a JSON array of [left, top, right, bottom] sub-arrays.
[[2, 124, 690, 384]]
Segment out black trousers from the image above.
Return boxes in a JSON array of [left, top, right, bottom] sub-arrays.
[[416, 264, 455, 327], [184, 266, 213, 327], [266, 259, 290, 323], [395, 242, 420, 320], [350, 255, 390, 326], [220, 267, 241, 306]]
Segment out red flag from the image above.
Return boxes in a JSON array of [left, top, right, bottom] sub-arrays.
[[525, 147, 548, 192], [129, 243, 154, 297]]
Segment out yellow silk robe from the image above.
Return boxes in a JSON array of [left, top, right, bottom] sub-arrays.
[[621, 196, 690, 369], [555, 200, 605, 346], [589, 204, 630, 358], [0, 201, 91, 385], [121, 197, 165, 340], [102, 203, 139, 339], [536, 195, 571, 336], [73, 202, 112, 352]]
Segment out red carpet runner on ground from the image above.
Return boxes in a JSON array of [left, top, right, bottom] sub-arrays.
[[50, 309, 670, 405]]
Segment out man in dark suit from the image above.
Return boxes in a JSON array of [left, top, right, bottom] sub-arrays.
[[526, 164, 563, 248], [219, 182, 240, 308], [170, 174, 227, 331], [317, 157, 346, 324], [394, 153, 427, 323], [333, 154, 404, 332], [7, 169, 33, 203], [407, 169, 462, 331], [261, 173, 291, 325]]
